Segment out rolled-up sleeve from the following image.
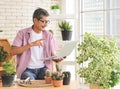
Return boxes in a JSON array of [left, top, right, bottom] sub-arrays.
[[12, 31, 23, 47]]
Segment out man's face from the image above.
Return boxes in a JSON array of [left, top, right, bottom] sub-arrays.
[[33, 16, 50, 32]]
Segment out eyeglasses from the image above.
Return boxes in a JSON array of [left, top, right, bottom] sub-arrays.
[[39, 19, 50, 24]]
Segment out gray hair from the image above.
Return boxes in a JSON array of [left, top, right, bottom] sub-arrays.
[[33, 8, 49, 21]]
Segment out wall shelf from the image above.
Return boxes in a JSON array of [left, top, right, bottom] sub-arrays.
[[50, 14, 76, 19]]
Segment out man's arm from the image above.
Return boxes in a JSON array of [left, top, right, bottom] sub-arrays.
[[10, 44, 31, 56], [10, 39, 45, 56]]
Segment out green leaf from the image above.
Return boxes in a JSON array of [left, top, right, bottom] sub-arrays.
[[76, 32, 120, 89]]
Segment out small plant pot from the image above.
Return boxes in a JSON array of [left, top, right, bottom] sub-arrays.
[[45, 76, 52, 84], [52, 80, 63, 87], [63, 76, 71, 85], [1, 74, 15, 87], [0, 62, 2, 66], [61, 31, 72, 40], [90, 84, 100, 89], [63, 71, 71, 85], [0, 79, 2, 87], [51, 9, 60, 15]]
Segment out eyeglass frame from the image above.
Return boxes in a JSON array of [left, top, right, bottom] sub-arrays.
[[38, 19, 50, 24]]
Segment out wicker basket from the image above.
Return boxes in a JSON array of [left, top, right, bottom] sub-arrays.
[[17, 80, 52, 88]]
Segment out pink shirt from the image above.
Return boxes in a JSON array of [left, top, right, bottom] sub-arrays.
[[12, 26, 57, 78]]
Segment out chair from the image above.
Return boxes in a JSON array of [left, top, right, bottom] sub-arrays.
[[0, 39, 12, 65], [0, 39, 12, 76]]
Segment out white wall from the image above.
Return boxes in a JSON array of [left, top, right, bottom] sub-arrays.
[[0, 0, 61, 43]]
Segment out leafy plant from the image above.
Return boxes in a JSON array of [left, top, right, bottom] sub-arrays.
[[50, 4, 61, 10], [0, 46, 8, 62], [76, 32, 120, 89], [45, 69, 51, 77], [56, 63, 61, 72], [44, 69, 52, 84], [49, 29, 54, 34], [2, 59, 16, 75], [51, 64, 64, 80], [109, 67, 120, 87], [52, 72, 64, 80], [0, 29, 3, 32], [58, 20, 72, 31]]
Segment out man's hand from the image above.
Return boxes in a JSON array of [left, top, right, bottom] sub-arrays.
[[52, 56, 66, 63], [29, 38, 45, 47]]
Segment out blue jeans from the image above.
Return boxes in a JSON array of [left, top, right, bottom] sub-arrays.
[[21, 66, 47, 80]]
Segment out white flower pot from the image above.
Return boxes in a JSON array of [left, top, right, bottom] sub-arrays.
[[51, 9, 60, 15]]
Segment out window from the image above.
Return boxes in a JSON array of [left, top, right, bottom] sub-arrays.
[[79, 0, 120, 44], [59, 0, 77, 80], [78, 0, 120, 83]]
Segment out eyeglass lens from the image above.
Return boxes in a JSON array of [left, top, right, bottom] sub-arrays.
[[39, 19, 50, 24]]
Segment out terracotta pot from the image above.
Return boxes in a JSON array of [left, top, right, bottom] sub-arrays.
[[52, 80, 63, 87], [90, 84, 100, 89], [44, 76, 52, 84], [0, 62, 2, 67], [0, 79, 2, 87]]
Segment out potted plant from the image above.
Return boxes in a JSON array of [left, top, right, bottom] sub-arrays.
[[0, 46, 8, 87], [0, 30, 3, 32], [1, 59, 16, 87], [76, 32, 120, 89], [49, 29, 54, 35], [62, 71, 71, 85], [51, 64, 64, 87], [50, 4, 61, 15], [58, 20, 72, 40], [0, 46, 8, 67], [0, 29, 4, 38], [44, 69, 52, 84]]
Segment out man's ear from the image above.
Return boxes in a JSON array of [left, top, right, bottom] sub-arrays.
[[33, 18, 38, 23]]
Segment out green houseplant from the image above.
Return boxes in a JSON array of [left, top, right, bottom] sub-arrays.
[[1, 59, 16, 87], [45, 69, 51, 77], [49, 29, 54, 35], [76, 32, 120, 89], [58, 20, 72, 40], [44, 69, 52, 84], [0, 46, 8, 67], [0, 46, 8, 62], [0, 30, 3, 32], [50, 4, 61, 15], [51, 64, 64, 87], [50, 4, 61, 10]]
